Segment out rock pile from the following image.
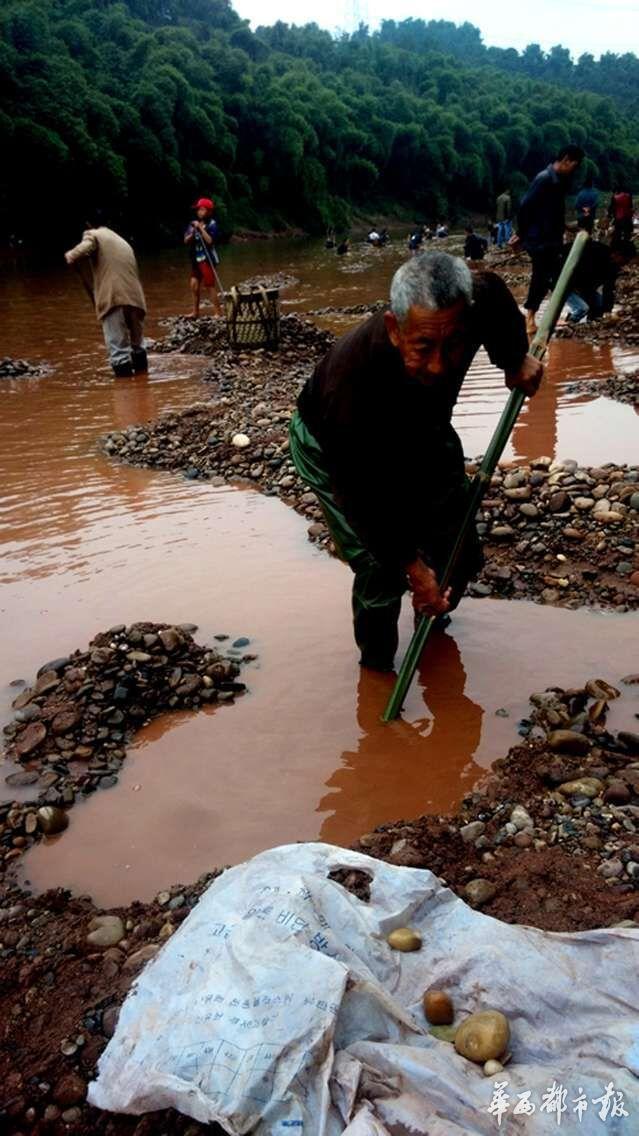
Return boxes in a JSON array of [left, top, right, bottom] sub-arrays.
[[236, 272, 299, 291], [152, 311, 333, 358], [0, 357, 51, 379], [470, 457, 638, 609], [152, 314, 228, 355], [1, 622, 249, 868], [353, 673, 639, 932], [566, 369, 638, 407], [308, 300, 386, 317]]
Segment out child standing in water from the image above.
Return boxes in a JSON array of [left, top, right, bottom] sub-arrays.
[[184, 197, 221, 318]]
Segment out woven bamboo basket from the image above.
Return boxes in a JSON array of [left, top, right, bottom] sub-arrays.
[[224, 285, 280, 349]]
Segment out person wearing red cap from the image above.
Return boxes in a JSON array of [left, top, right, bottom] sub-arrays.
[[184, 197, 221, 318]]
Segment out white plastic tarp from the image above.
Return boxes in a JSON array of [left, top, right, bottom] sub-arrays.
[[89, 842, 639, 1133]]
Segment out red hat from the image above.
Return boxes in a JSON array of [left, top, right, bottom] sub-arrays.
[[193, 197, 214, 211]]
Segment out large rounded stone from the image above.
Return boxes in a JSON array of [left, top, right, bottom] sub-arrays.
[[15, 721, 47, 756], [37, 806, 69, 835], [465, 879, 497, 907], [454, 1011, 510, 1063], [87, 915, 125, 948], [547, 729, 591, 755]]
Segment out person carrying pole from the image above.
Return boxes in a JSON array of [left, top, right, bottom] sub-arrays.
[[289, 252, 542, 673], [383, 231, 590, 720], [185, 197, 222, 318]]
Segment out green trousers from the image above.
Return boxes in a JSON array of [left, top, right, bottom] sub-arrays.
[[289, 411, 481, 669]]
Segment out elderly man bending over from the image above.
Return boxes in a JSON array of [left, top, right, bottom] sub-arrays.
[[290, 251, 543, 671]]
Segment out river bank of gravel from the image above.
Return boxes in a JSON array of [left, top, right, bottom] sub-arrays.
[[1, 672, 638, 1134], [566, 369, 638, 406], [100, 389, 639, 611], [1, 623, 251, 873]]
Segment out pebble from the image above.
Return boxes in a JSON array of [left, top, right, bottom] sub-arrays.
[[102, 1005, 120, 1038], [585, 679, 620, 701], [549, 491, 570, 513], [231, 433, 250, 448], [558, 778, 602, 799], [123, 943, 161, 972], [483, 1059, 505, 1076], [598, 859, 623, 879], [514, 831, 533, 848], [5, 770, 39, 787], [603, 781, 631, 804], [464, 879, 497, 906], [547, 730, 591, 755], [459, 820, 486, 844], [423, 990, 454, 1025], [61, 1107, 83, 1123], [159, 627, 180, 652], [510, 805, 533, 831], [87, 915, 125, 947], [37, 806, 69, 835], [15, 721, 47, 755], [387, 927, 422, 951], [53, 1072, 86, 1107]]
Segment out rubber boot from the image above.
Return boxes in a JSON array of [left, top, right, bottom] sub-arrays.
[[112, 361, 134, 378], [132, 348, 148, 374]]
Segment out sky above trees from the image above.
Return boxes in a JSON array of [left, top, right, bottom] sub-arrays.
[[233, 0, 639, 58]]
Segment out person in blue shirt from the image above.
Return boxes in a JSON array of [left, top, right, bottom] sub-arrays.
[[184, 197, 221, 318], [575, 178, 599, 234]]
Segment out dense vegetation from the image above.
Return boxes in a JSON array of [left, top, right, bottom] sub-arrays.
[[1, 1, 638, 249]]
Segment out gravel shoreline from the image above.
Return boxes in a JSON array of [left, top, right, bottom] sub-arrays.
[[566, 369, 639, 406], [99, 353, 639, 612]]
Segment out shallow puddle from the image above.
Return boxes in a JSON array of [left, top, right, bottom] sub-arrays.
[[2, 483, 636, 906]]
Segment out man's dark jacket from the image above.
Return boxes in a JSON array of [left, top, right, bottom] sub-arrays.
[[518, 164, 566, 253], [297, 272, 528, 569]]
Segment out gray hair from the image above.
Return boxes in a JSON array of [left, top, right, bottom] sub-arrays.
[[390, 251, 473, 323]]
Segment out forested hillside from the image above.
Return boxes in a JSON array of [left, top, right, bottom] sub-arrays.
[[1, 1, 638, 249]]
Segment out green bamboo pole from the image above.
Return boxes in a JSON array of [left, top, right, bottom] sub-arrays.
[[382, 230, 590, 722]]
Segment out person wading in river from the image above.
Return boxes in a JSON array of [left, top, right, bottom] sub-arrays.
[[64, 213, 147, 378], [289, 252, 543, 672]]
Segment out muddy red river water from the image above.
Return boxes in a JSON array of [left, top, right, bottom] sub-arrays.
[[1, 238, 638, 905]]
